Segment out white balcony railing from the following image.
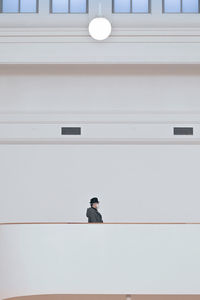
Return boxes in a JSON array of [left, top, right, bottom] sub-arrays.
[[0, 223, 200, 299]]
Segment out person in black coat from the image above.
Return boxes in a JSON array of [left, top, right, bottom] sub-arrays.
[[86, 197, 103, 223]]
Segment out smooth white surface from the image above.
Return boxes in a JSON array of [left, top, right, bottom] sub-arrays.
[[0, 123, 199, 141], [1, 65, 200, 114], [1, 31, 200, 64], [1, 144, 200, 223], [0, 224, 200, 299]]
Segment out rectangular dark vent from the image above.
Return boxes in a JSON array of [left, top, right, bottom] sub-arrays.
[[173, 127, 193, 136], [61, 127, 81, 135]]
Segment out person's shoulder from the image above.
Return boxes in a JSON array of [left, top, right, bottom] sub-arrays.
[[87, 207, 96, 213], [87, 207, 93, 212]]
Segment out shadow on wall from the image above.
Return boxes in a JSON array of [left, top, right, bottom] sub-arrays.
[[4, 295, 200, 300]]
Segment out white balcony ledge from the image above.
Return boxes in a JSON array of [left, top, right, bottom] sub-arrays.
[[0, 223, 200, 299]]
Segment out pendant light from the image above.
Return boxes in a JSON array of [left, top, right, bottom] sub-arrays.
[[88, 2, 112, 41]]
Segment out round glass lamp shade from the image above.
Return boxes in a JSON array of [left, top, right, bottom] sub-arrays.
[[88, 17, 112, 41]]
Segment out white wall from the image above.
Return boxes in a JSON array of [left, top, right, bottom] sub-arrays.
[[1, 65, 200, 113], [1, 0, 200, 64], [0, 65, 200, 223], [1, 144, 200, 223], [1, 224, 200, 299]]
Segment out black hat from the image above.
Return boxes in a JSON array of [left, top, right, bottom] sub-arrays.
[[90, 197, 99, 204]]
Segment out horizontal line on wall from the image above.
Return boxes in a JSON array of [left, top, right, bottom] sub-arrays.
[[1, 38, 200, 44], [1, 112, 200, 124], [1, 27, 200, 35], [2, 41, 200, 45], [1, 28, 200, 44], [1, 110, 200, 114], [1, 139, 200, 145], [1, 61, 200, 65], [1, 222, 200, 225], [1, 121, 200, 125]]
